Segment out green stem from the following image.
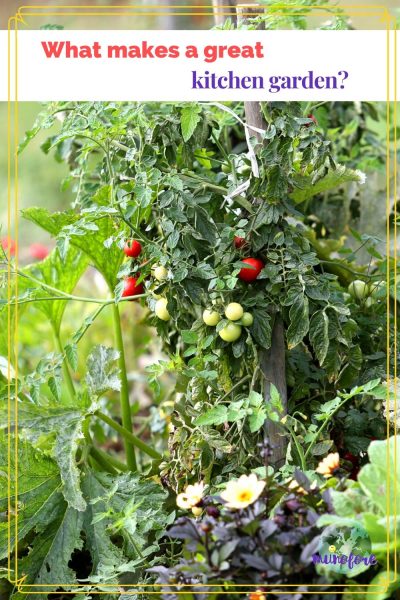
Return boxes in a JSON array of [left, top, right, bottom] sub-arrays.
[[54, 329, 75, 402], [304, 396, 350, 462], [95, 447, 129, 472], [111, 303, 137, 471], [96, 411, 162, 460], [319, 260, 369, 278], [284, 420, 306, 471], [89, 446, 118, 475], [219, 374, 251, 403], [83, 418, 126, 473], [8, 270, 149, 305]]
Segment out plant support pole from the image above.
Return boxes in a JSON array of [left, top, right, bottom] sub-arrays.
[[112, 302, 137, 471], [236, 3, 288, 468]]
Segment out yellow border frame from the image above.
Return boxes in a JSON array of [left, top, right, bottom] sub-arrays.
[[6, 2, 397, 597]]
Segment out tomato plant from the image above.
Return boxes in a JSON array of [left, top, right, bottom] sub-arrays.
[[0, 96, 395, 598]]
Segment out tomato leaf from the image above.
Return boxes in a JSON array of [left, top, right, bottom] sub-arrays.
[[251, 310, 272, 349], [195, 405, 228, 426], [19, 246, 88, 334], [86, 345, 121, 396], [181, 104, 201, 142], [309, 310, 329, 365], [287, 294, 309, 349], [22, 197, 124, 289], [290, 165, 365, 203]]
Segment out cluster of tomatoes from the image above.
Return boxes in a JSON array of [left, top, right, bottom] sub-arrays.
[[203, 302, 254, 343], [121, 240, 145, 298], [347, 278, 385, 307], [121, 235, 266, 329], [121, 239, 171, 320]]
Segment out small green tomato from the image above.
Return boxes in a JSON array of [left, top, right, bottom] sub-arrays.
[[155, 298, 170, 321], [219, 323, 242, 342], [153, 265, 168, 282], [224, 302, 244, 321], [241, 312, 254, 326], [365, 297, 376, 308], [202, 309, 221, 326], [369, 280, 385, 299], [348, 280, 368, 301]]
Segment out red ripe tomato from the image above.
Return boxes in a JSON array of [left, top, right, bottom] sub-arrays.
[[343, 452, 359, 467], [238, 258, 264, 282], [306, 113, 318, 126], [122, 276, 144, 299], [234, 236, 246, 249], [124, 240, 142, 258], [349, 467, 360, 481]]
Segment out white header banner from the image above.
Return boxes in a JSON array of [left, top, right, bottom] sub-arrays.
[[1, 29, 397, 101]]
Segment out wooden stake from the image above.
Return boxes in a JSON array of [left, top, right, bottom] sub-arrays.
[[238, 3, 288, 468], [211, 0, 237, 27]]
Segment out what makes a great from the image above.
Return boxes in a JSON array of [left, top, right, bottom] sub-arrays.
[[41, 40, 265, 62]]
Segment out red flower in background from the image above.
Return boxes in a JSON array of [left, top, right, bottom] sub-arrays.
[[29, 243, 49, 261], [1, 237, 16, 256]]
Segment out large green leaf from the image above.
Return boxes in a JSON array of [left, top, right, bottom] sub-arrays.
[[361, 571, 400, 600], [358, 436, 400, 515], [290, 165, 365, 203], [18, 505, 83, 593], [19, 246, 88, 334], [0, 437, 63, 560], [81, 471, 128, 583], [86, 345, 120, 397], [8, 405, 87, 512], [22, 198, 124, 289], [82, 470, 172, 582]]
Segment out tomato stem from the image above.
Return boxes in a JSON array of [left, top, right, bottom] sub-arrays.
[[112, 303, 137, 471], [53, 329, 76, 402], [96, 410, 162, 460], [89, 446, 118, 475]]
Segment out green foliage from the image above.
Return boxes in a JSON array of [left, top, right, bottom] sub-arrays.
[[0, 95, 393, 595], [19, 245, 88, 333], [318, 436, 400, 583], [290, 165, 365, 204], [0, 434, 172, 593]]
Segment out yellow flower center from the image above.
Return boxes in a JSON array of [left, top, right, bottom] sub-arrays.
[[238, 490, 252, 502]]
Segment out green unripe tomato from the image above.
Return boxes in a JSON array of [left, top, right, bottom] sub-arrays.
[[241, 312, 254, 326], [369, 280, 385, 299], [348, 279, 368, 301], [153, 265, 168, 282], [225, 302, 244, 321], [203, 309, 221, 326], [237, 164, 251, 176], [155, 298, 170, 321], [221, 163, 231, 174], [219, 323, 242, 342], [365, 297, 376, 308]]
